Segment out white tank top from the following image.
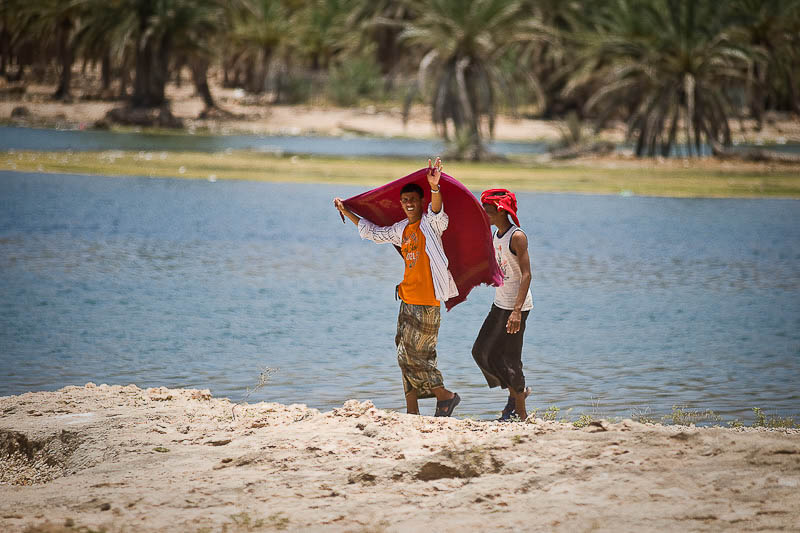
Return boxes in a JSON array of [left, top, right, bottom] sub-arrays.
[[493, 225, 533, 311]]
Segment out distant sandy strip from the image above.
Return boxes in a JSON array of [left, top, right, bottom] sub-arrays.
[[1, 384, 798, 532]]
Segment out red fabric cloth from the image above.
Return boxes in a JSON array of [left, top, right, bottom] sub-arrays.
[[343, 168, 502, 311], [480, 188, 520, 227]]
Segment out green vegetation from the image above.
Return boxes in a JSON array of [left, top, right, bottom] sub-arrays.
[[328, 53, 384, 106], [572, 414, 594, 428], [540, 405, 561, 421], [218, 511, 289, 532], [400, 0, 528, 159], [663, 405, 723, 426], [1, 0, 798, 159], [631, 406, 658, 425], [752, 407, 797, 429], [527, 403, 798, 429], [3, 149, 799, 198]]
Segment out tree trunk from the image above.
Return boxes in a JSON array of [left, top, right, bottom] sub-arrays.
[[375, 27, 400, 75], [191, 58, 215, 108], [244, 58, 256, 93], [787, 67, 800, 115], [119, 66, 129, 98], [101, 53, 112, 92], [53, 18, 73, 100], [132, 32, 171, 108], [0, 26, 9, 77], [260, 46, 273, 93]]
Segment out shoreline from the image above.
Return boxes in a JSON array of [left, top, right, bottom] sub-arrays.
[[1, 384, 798, 532], [2, 81, 800, 198], [3, 149, 800, 199], [3, 82, 800, 145]]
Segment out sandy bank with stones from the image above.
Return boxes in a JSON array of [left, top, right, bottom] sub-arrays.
[[1, 384, 798, 532]]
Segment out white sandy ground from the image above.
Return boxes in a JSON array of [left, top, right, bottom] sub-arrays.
[[3, 80, 800, 145], [0, 385, 798, 532]]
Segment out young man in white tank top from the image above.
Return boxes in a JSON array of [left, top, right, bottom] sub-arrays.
[[472, 189, 533, 421]]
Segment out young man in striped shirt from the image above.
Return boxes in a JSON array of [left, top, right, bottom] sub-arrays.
[[333, 158, 460, 417]]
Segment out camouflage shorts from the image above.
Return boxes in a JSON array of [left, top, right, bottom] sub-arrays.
[[395, 301, 443, 399]]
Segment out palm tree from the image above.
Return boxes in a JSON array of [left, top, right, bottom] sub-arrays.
[[74, 0, 222, 110], [0, 0, 28, 81], [400, 0, 525, 160], [72, 0, 137, 97], [132, 0, 224, 108], [728, 0, 800, 123], [346, 0, 413, 76], [511, 0, 586, 118], [225, 0, 291, 94], [10, 0, 88, 100], [292, 0, 356, 71], [565, 0, 752, 157]]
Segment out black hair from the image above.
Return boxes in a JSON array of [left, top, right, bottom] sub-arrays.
[[400, 183, 424, 198]]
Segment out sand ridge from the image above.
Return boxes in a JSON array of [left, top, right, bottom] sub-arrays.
[[1, 383, 798, 532]]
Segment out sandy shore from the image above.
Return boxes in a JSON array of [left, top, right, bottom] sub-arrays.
[[1, 385, 798, 532], [0, 82, 569, 142], [3, 81, 800, 146]]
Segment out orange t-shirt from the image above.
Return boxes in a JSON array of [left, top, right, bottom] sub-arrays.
[[398, 221, 439, 306]]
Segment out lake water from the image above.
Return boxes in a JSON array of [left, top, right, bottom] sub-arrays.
[[1, 171, 799, 422], [0, 126, 548, 157], [3, 125, 798, 159]]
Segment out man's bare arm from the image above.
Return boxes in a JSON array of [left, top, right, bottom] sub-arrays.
[[507, 230, 532, 334], [333, 197, 360, 226]]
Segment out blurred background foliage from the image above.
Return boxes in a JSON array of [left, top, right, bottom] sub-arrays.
[[1, 0, 798, 158]]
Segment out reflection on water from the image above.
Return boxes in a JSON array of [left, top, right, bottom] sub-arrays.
[[1, 171, 799, 420]]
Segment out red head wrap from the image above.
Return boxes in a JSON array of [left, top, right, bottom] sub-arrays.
[[480, 188, 520, 226]]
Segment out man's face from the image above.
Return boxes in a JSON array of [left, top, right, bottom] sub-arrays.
[[401, 192, 423, 220], [483, 203, 500, 226]]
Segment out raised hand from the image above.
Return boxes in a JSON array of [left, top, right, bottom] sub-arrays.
[[427, 157, 443, 190], [333, 197, 359, 226]]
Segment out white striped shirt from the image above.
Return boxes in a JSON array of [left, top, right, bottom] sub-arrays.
[[358, 204, 459, 303]]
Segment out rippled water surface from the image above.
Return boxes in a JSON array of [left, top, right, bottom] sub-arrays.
[[1, 171, 798, 420]]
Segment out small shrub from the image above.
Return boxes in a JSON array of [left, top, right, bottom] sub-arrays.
[[663, 405, 722, 426], [233, 366, 277, 420], [631, 406, 657, 424], [328, 55, 382, 107], [752, 407, 796, 428], [573, 414, 594, 428], [267, 513, 289, 531], [542, 405, 560, 421], [276, 75, 314, 104]]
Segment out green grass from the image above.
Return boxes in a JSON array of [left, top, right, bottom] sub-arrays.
[[3, 149, 800, 198], [662, 405, 723, 426], [752, 407, 796, 429], [524, 403, 798, 429]]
